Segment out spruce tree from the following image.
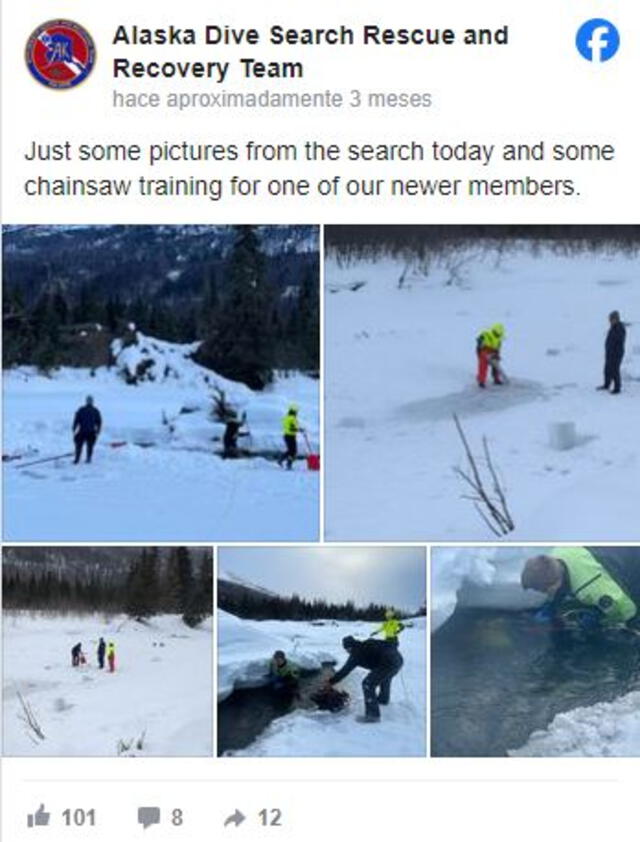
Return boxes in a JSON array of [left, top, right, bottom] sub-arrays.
[[195, 226, 275, 389]]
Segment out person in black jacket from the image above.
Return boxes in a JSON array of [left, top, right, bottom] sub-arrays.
[[329, 636, 404, 723], [222, 410, 248, 459], [72, 396, 102, 464], [71, 642, 83, 667], [597, 310, 626, 394], [97, 637, 106, 669]]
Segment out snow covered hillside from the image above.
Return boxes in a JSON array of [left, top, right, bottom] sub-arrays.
[[3, 332, 319, 541], [3, 613, 212, 757], [218, 610, 426, 757], [325, 249, 640, 540]]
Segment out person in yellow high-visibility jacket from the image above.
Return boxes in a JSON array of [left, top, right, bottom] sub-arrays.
[[521, 547, 640, 632], [370, 609, 406, 646], [476, 323, 505, 388], [278, 405, 305, 470]]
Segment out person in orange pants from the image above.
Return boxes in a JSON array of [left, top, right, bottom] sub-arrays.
[[476, 323, 505, 388], [107, 641, 116, 673]]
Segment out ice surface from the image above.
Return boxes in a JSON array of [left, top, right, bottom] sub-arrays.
[[325, 248, 640, 540]]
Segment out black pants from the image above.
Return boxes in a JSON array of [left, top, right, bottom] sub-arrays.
[[362, 650, 403, 719], [604, 355, 622, 392], [281, 435, 297, 468], [74, 432, 97, 463], [98, 654, 105, 669]]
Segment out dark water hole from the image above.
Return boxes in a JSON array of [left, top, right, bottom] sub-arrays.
[[218, 665, 334, 755], [432, 608, 640, 757]]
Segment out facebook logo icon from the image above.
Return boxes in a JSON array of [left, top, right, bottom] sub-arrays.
[[576, 19, 620, 63]]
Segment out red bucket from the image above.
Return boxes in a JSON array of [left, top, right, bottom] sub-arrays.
[[306, 453, 320, 471]]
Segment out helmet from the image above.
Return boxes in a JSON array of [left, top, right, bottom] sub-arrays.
[[273, 650, 285, 660], [385, 609, 395, 620], [491, 323, 505, 338], [288, 404, 298, 414], [85, 395, 94, 405], [342, 636, 356, 651]]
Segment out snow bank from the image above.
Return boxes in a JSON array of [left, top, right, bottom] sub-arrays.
[[431, 547, 546, 631], [510, 691, 640, 757], [217, 611, 336, 701], [219, 612, 426, 757], [3, 613, 212, 756]]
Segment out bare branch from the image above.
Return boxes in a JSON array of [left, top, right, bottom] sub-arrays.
[[452, 413, 515, 536]]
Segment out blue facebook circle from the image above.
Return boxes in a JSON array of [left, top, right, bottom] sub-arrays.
[[576, 19, 620, 62]]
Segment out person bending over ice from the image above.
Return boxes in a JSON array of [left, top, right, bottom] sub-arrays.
[[522, 547, 640, 634], [476, 323, 505, 388], [329, 636, 403, 723], [71, 642, 83, 667]]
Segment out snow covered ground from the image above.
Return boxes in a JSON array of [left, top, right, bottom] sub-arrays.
[[3, 613, 212, 757], [218, 611, 426, 756], [3, 332, 319, 541], [325, 248, 640, 540], [510, 691, 640, 757]]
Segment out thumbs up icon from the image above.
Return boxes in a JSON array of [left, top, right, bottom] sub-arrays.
[[27, 804, 50, 828]]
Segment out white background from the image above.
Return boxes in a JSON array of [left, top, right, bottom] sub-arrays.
[[2, 0, 640, 838]]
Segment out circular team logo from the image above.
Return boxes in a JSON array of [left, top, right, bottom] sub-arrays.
[[25, 20, 96, 89]]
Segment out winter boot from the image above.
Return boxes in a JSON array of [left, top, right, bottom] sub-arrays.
[[356, 714, 381, 724]]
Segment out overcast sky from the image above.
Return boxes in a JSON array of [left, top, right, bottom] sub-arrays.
[[218, 546, 426, 613]]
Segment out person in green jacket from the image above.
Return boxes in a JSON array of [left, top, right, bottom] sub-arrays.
[[521, 547, 640, 632], [268, 650, 300, 696], [277, 405, 305, 470], [476, 323, 506, 388], [370, 609, 406, 646]]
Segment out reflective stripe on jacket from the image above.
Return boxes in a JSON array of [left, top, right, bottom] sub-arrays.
[[551, 546, 637, 625]]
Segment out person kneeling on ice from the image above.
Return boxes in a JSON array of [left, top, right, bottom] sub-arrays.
[[521, 547, 640, 634], [107, 641, 116, 672], [278, 405, 305, 470], [328, 636, 404, 723], [268, 650, 300, 697], [72, 395, 102, 464], [476, 323, 505, 388], [97, 637, 106, 670], [71, 642, 84, 667], [370, 609, 406, 646]]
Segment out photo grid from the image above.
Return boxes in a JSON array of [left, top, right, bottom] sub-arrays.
[[3, 224, 640, 759]]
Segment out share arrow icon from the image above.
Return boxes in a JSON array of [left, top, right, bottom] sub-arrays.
[[224, 809, 246, 828]]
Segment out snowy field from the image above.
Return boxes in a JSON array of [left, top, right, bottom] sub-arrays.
[[325, 249, 640, 540], [3, 333, 319, 541], [218, 610, 426, 757], [3, 613, 212, 757], [432, 547, 640, 757]]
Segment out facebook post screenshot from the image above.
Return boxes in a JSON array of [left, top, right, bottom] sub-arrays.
[[1, 0, 639, 839]]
